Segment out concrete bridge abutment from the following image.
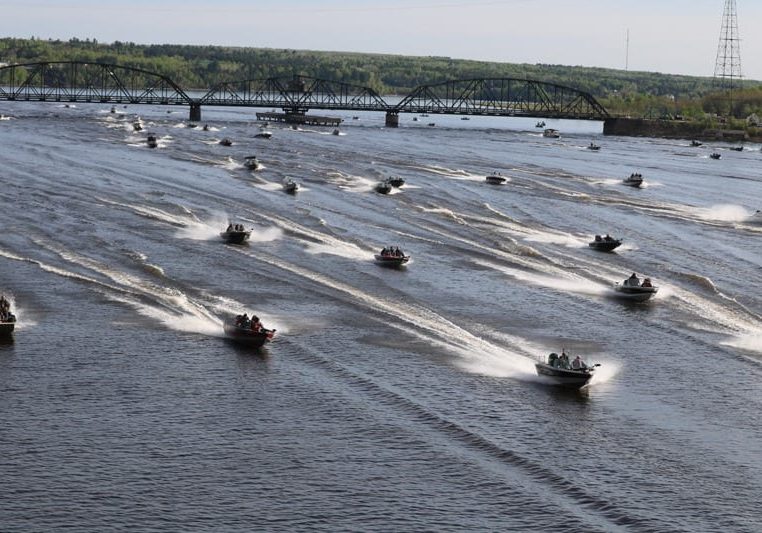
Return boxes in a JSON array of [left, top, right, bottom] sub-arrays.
[[189, 103, 201, 122], [385, 112, 399, 128]]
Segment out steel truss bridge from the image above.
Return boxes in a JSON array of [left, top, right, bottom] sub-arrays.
[[0, 61, 609, 124]]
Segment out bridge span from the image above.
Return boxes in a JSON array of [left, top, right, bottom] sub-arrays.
[[0, 61, 609, 124]]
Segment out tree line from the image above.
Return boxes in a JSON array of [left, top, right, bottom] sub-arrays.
[[1, 37, 761, 119]]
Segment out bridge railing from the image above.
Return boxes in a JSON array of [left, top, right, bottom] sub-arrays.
[[0, 63, 609, 120], [199, 75, 390, 112], [394, 78, 609, 119], [0, 61, 192, 105]]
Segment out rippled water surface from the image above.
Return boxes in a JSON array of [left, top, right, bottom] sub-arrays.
[[1, 103, 761, 532]]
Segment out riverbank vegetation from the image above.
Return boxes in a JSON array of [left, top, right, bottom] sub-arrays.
[[2, 37, 762, 121]]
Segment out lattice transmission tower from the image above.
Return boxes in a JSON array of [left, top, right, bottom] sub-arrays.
[[713, 0, 742, 113]]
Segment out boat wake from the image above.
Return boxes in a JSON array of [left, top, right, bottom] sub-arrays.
[[474, 259, 609, 297]]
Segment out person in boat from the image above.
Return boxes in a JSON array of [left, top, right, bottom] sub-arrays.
[[226, 223, 234, 232], [548, 352, 559, 367], [626, 273, 640, 287], [641, 278, 653, 288], [594, 235, 602, 242], [558, 351, 571, 369], [571, 355, 587, 370], [604, 234, 612, 241], [250, 315, 261, 332]]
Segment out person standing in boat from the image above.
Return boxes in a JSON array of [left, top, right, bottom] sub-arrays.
[[558, 351, 571, 369], [627, 273, 640, 286]]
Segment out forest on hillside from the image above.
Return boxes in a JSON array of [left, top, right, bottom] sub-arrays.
[[2, 37, 761, 119]]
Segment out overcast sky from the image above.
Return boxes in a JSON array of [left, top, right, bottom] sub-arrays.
[[2, 0, 759, 79]]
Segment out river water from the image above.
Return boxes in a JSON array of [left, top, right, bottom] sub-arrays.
[[0, 103, 760, 532]]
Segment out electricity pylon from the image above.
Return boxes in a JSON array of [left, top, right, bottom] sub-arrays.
[[713, 0, 742, 116]]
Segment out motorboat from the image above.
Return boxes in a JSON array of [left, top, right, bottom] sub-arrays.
[[613, 274, 658, 301], [243, 155, 261, 170], [485, 172, 507, 185], [202, 124, 211, 131], [543, 128, 560, 138], [146, 134, 158, 148], [710, 153, 721, 160], [110, 106, 117, 113], [387, 176, 405, 188], [535, 352, 597, 388], [219, 138, 233, 146], [374, 247, 410, 267], [461, 116, 470, 121], [223, 315, 276, 347], [587, 142, 601, 151], [220, 224, 251, 244], [0, 296, 16, 336], [375, 180, 392, 194], [730, 146, 744, 152], [132, 120, 143, 132], [332, 128, 340, 135], [622, 172, 643, 187], [352, 116, 360, 120], [427, 123, 436, 127], [282, 177, 300, 194], [588, 234, 622, 252], [535, 121, 546, 128], [412, 117, 419, 122], [187, 123, 198, 129], [254, 132, 272, 139], [690, 140, 703, 147]]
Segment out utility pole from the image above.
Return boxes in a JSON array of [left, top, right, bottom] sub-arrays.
[[625, 29, 629, 71], [713, 0, 742, 118]]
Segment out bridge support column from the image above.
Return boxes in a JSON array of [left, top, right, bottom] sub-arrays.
[[189, 103, 201, 122], [385, 111, 399, 128]]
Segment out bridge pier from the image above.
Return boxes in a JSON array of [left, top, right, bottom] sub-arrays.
[[189, 103, 201, 122], [385, 112, 399, 128]]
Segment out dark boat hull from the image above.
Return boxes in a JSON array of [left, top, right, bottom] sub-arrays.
[[220, 231, 251, 244], [486, 176, 506, 184], [388, 178, 405, 187], [535, 363, 593, 388], [223, 323, 274, 347], [376, 184, 392, 194], [374, 255, 410, 267], [0, 321, 15, 336], [613, 284, 658, 301], [589, 240, 622, 252]]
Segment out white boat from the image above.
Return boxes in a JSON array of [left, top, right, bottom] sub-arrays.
[[613, 274, 658, 301], [535, 352, 598, 388], [543, 128, 560, 138]]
